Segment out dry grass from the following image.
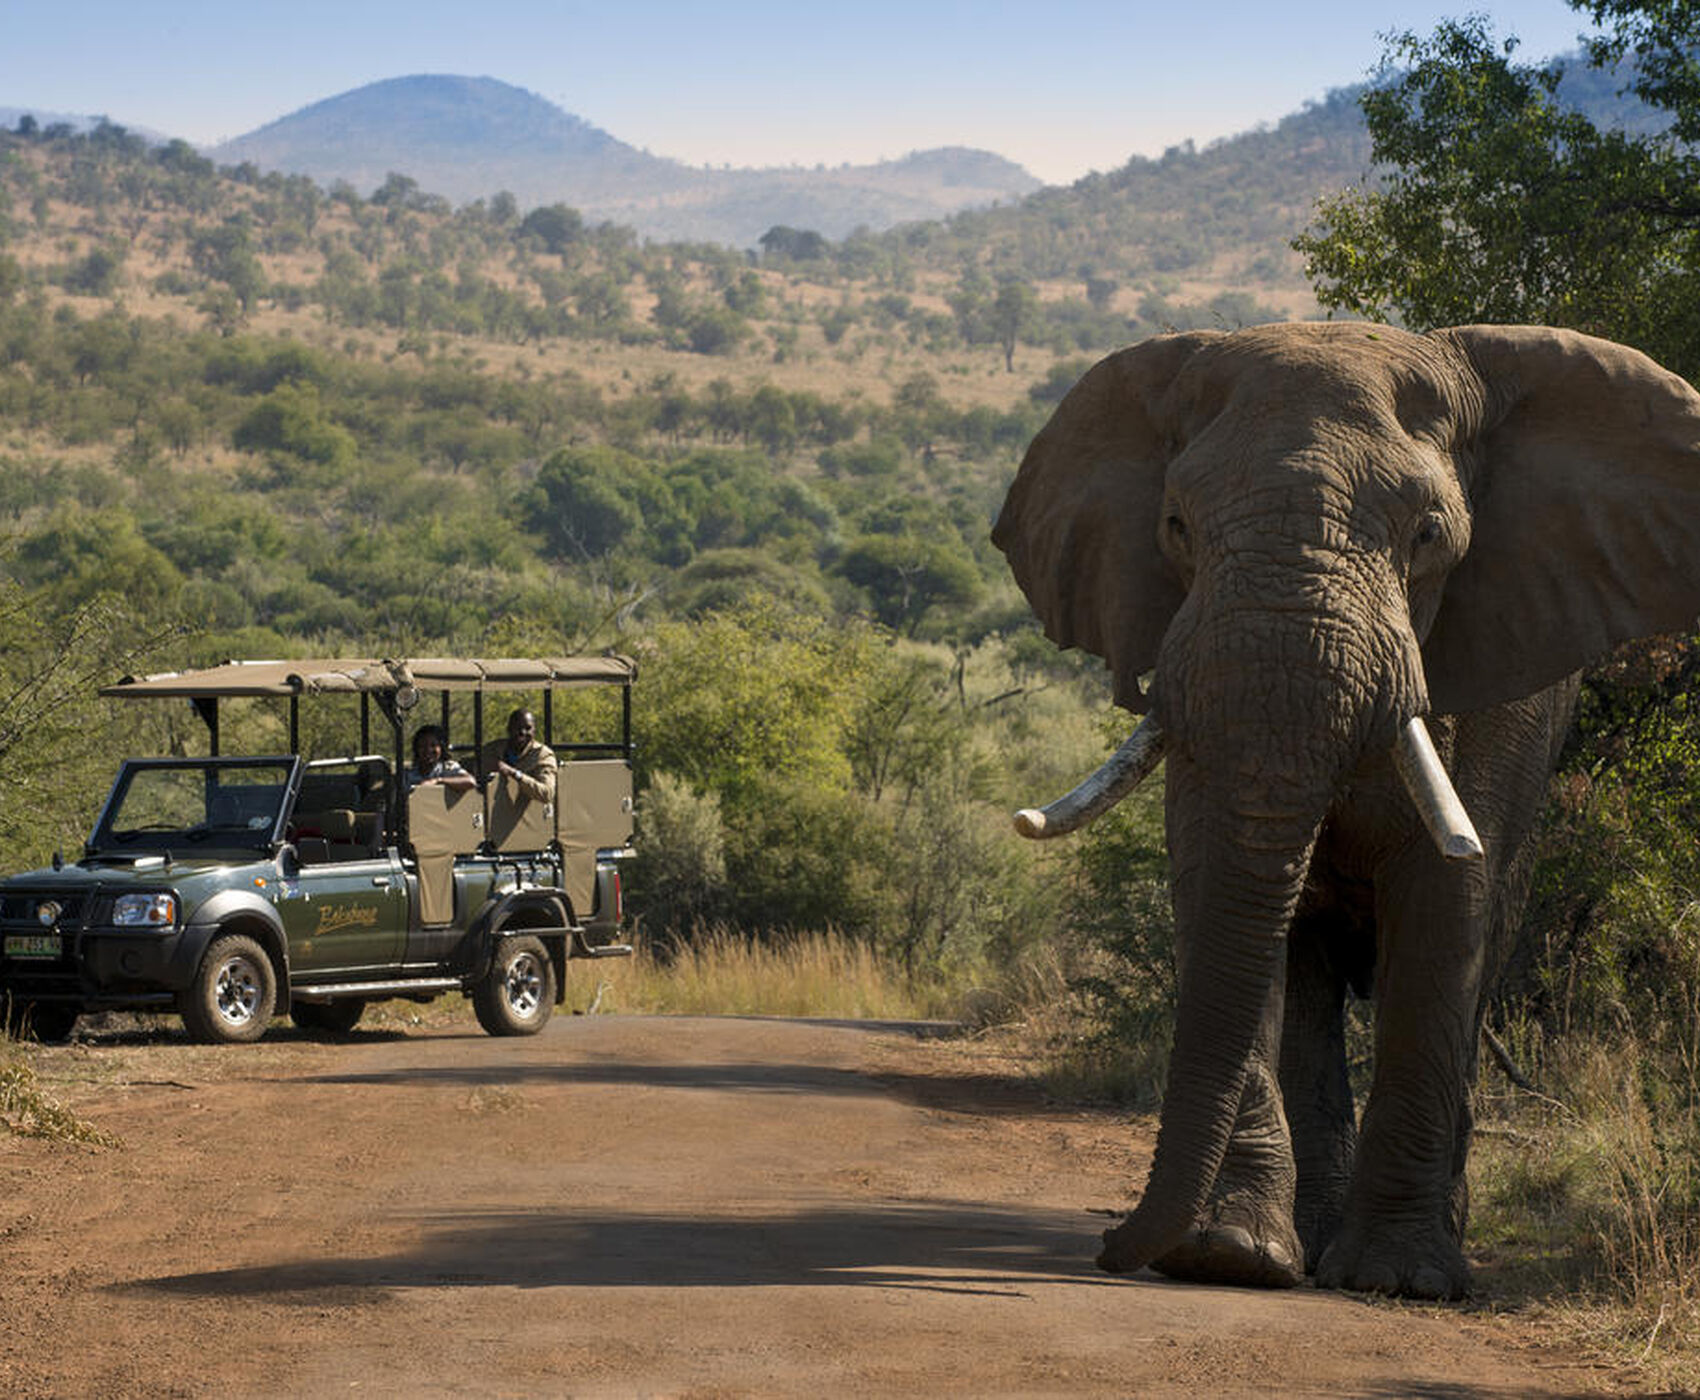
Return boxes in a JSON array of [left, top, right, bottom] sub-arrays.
[[562, 927, 963, 1023], [1470, 1034, 1700, 1390], [0, 1051, 122, 1148]]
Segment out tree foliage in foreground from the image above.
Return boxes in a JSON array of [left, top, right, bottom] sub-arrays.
[[1295, 8, 1700, 380]]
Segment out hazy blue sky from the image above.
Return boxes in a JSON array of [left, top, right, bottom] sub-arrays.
[[2, 1, 1602, 185]]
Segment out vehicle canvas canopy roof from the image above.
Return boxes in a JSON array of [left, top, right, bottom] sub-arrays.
[[101, 656, 637, 699]]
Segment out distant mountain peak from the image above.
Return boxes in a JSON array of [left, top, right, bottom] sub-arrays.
[[217, 74, 639, 169], [208, 74, 1039, 245]]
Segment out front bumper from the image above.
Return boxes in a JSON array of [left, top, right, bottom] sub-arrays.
[[0, 921, 199, 1007]]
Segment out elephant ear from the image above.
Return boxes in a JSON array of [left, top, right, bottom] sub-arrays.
[[993, 332, 1221, 712], [1425, 325, 1700, 714]]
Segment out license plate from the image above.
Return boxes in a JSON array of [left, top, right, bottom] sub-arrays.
[[4, 934, 61, 959]]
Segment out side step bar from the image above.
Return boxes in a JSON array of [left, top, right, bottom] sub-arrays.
[[291, 977, 462, 1004], [572, 932, 634, 958]]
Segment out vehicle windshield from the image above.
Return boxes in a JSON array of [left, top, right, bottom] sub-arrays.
[[91, 759, 295, 853]]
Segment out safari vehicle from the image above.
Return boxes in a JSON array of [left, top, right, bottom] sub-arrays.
[[0, 657, 636, 1044]]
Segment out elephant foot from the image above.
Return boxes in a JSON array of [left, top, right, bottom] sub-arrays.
[[1152, 1192, 1303, 1289], [1095, 1219, 1147, 1276], [1098, 1204, 1302, 1289], [1315, 1219, 1470, 1300]]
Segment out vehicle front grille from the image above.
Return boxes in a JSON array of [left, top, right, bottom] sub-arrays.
[[0, 891, 90, 931], [1, 890, 87, 995]]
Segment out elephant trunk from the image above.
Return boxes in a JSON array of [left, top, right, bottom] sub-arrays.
[[1099, 616, 1413, 1276]]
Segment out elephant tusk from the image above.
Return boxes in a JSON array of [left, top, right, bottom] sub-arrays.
[[1014, 715, 1166, 839], [1393, 716, 1484, 862]]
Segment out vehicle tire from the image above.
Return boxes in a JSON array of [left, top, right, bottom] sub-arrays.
[[5, 1001, 79, 1043], [291, 998, 365, 1035], [472, 936, 555, 1037], [179, 934, 276, 1044]]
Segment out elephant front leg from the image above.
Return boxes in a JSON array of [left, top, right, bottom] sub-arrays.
[[1117, 950, 1303, 1288], [1139, 1056, 1305, 1288], [1316, 852, 1486, 1300]]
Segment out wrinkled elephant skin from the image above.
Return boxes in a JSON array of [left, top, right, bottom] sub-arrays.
[[993, 322, 1700, 1298]]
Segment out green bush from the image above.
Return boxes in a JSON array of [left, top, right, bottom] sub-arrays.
[[1058, 772, 1175, 1107], [628, 771, 730, 943]]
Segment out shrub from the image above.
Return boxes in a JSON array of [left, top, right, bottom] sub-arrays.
[[629, 772, 730, 943]]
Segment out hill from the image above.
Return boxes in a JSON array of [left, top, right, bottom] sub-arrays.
[[208, 75, 1041, 246]]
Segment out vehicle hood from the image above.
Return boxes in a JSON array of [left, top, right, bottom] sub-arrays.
[[0, 857, 276, 902]]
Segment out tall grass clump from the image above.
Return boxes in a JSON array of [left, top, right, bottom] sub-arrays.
[[1473, 643, 1700, 1379], [1471, 1030, 1700, 1387], [574, 927, 962, 1021]]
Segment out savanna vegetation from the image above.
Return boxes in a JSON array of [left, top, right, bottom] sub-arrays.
[[0, 107, 1155, 1049], [1299, 0, 1700, 1380], [4, 5, 1700, 1380]]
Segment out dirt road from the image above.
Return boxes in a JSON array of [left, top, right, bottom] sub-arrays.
[[0, 1014, 1618, 1397]]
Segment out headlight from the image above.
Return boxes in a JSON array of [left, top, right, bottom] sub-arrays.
[[112, 892, 178, 928]]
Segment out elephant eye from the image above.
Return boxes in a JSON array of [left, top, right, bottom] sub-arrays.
[[1413, 513, 1444, 549], [1165, 513, 1189, 545]]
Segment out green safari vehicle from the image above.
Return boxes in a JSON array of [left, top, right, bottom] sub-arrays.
[[0, 657, 636, 1044]]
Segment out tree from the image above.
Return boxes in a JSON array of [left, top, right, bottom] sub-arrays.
[[745, 384, 796, 454], [947, 264, 993, 345], [518, 203, 585, 256], [990, 278, 1038, 371], [370, 172, 421, 208], [232, 384, 356, 472], [1294, 10, 1700, 378], [837, 533, 984, 636], [62, 244, 124, 297], [190, 219, 265, 311], [635, 601, 870, 804], [0, 565, 179, 866], [757, 225, 828, 262]]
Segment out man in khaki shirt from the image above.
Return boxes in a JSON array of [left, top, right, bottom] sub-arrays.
[[482, 708, 557, 804]]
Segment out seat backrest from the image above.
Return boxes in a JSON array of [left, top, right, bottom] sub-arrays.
[[316, 809, 358, 842]]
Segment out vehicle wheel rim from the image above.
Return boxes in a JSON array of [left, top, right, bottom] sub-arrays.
[[215, 956, 263, 1026], [505, 952, 543, 1018]]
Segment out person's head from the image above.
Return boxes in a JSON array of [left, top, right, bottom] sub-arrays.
[[413, 724, 448, 768], [506, 709, 536, 749]]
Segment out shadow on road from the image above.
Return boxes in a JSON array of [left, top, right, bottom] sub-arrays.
[[299, 1053, 1078, 1122], [303, 1057, 891, 1096], [125, 1200, 1126, 1301]]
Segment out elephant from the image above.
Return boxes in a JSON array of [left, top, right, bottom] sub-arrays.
[[992, 321, 1700, 1299]]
